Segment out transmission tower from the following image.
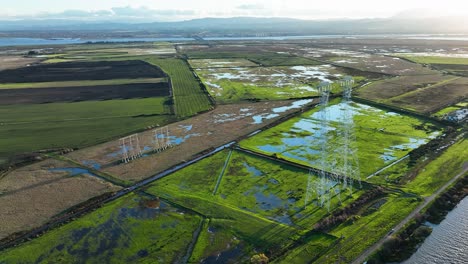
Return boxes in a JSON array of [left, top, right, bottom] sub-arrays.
[[152, 126, 173, 153], [305, 82, 332, 209], [338, 76, 361, 194], [119, 134, 142, 163]]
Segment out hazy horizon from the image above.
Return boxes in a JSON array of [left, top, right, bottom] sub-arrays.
[[1, 0, 468, 22]]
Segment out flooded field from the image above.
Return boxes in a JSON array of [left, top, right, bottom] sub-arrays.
[[0, 193, 203, 263], [193, 62, 365, 102], [0, 159, 120, 240], [146, 148, 366, 240], [240, 100, 440, 178], [143, 148, 367, 262]]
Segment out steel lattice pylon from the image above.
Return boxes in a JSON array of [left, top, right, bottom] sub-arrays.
[[305, 82, 333, 209], [338, 76, 362, 194]]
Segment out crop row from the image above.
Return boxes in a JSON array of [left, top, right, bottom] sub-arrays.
[[145, 58, 212, 117]]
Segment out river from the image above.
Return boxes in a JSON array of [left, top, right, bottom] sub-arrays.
[[404, 196, 468, 264], [1, 34, 468, 47]]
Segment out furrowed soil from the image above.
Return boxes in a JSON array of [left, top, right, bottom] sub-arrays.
[[0, 60, 166, 83], [0, 82, 170, 104]]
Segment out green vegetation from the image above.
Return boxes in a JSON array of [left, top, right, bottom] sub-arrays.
[[400, 55, 468, 65], [0, 78, 167, 90], [240, 99, 440, 178], [432, 100, 467, 118], [316, 193, 421, 263], [194, 65, 362, 103], [403, 139, 468, 197], [144, 149, 366, 262], [272, 233, 337, 264], [0, 98, 173, 157], [144, 58, 212, 117], [0, 193, 202, 263]]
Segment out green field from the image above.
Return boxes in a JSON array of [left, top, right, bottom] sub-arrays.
[[143, 149, 368, 262], [403, 139, 468, 197], [240, 99, 440, 178], [0, 78, 167, 90], [194, 65, 365, 103], [143, 58, 212, 117], [0, 98, 173, 157], [316, 193, 421, 263], [400, 55, 468, 65], [0, 193, 202, 263]]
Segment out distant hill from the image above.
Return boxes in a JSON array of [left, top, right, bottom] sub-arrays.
[[0, 16, 467, 36]]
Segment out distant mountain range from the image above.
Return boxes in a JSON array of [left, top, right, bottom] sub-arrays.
[[1, 16, 467, 37]]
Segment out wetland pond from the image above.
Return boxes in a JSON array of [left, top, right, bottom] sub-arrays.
[[241, 100, 440, 177]]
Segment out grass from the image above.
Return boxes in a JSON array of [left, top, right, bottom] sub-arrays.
[[144, 149, 368, 263], [0, 78, 167, 90], [143, 58, 212, 118], [403, 139, 468, 197], [194, 65, 359, 103], [240, 99, 440, 178], [272, 232, 338, 264], [433, 106, 462, 118], [0, 98, 173, 157], [0, 193, 202, 264], [315, 193, 421, 263], [401, 55, 468, 65], [188, 218, 244, 263]]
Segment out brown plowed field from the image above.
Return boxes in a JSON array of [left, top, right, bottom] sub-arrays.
[[0, 60, 166, 83]]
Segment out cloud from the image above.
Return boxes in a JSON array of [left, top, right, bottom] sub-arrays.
[[236, 4, 266, 10], [9, 6, 196, 22]]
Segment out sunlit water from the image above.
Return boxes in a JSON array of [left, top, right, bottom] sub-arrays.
[[404, 196, 468, 264]]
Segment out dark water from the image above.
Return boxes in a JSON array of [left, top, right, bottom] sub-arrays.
[[0, 37, 194, 47], [404, 197, 468, 264], [2, 35, 467, 47]]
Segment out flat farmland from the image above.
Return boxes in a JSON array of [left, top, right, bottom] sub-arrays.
[[1, 193, 202, 263], [0, 60, 166, 83], [0, 159, 120, 240], [334, 55, 436, 76], [66, 100, 315, 182], [0, 58, 174, 160], [0, 82, 170, 104], [143, 58, 213, 117], [385, 77, 468, 113], [184, 47, 321, 67], [0, 56, 40, 70], [0, 98, 173, 157], [145, 149, 366, 262], [193, 63, 374, 103], [357, 75, 468, 114], [355, 74, 454, 101]]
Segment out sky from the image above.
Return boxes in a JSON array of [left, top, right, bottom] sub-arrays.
[[1, 0, 468, 21]]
